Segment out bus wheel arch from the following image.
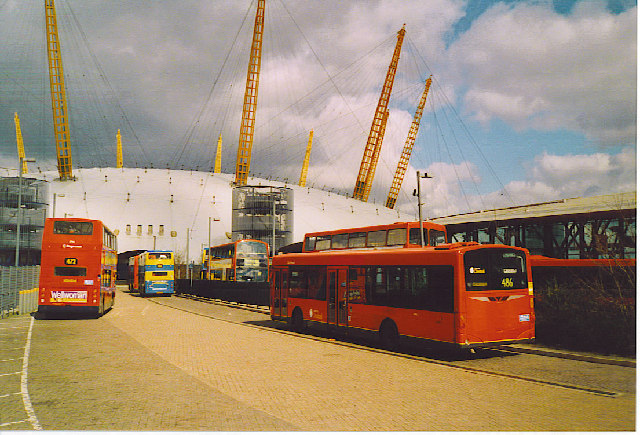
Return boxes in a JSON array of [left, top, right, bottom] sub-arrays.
[[290, 307, 305, 333], [379, 318, 399, 350]]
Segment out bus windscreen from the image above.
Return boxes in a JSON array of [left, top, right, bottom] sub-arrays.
[[237, 241, 268, 255], [464, 249, 527, 291]]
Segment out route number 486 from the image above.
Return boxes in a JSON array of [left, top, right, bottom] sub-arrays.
[[501, 277, 514, 288]]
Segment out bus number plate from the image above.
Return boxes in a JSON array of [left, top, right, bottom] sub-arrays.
[[64, 258, 78, 265]]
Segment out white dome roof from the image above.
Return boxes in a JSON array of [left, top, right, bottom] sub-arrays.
[[36, 167, 414, 262]]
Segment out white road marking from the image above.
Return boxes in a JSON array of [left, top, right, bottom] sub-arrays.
[[20, 316, 42, 430], [0, 420, 27, 427]]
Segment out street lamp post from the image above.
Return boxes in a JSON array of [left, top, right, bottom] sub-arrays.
[[208, 217, 211, 280], [206, 217, 220, 280], [413, 170, 433, 247], [16, 157, 36, 266], [52, 193, 65, 218]]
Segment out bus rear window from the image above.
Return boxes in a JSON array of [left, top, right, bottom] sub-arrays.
[[409, 228, 428, 245], [429, 230, 446, 246], [53, 221, 93, 235], [148, 253, 172, 260], [54, 266, 87, 277], [464, 249, 527, 291]]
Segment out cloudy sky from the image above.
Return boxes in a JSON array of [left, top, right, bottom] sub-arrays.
[[0, 0, 636, 217]]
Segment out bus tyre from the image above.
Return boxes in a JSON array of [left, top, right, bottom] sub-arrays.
[[290, 308, 305, 333], [379, 320, 399, 351]]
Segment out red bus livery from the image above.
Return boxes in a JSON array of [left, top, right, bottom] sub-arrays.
[[271, 242, 535, 350], [302, 221, 447, 252], [38, 218, 117, 318]]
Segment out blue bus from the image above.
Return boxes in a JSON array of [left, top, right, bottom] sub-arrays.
[[129, 250, 175, 296]]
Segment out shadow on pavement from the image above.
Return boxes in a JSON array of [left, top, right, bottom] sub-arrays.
[[242, 319, 518, 362]]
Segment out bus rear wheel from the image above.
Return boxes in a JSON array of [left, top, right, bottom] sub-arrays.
[[379, 320, 399, 351]]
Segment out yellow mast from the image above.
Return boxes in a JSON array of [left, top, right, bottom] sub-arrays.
[[353, 25, 406, 202], [214, 135, 222, 173], [385, 76, 432, 209], [14, 113, 28, 174], [362, 110, 389, 201], [235, 0, 265, 185], [45, 0, 73, 180], [116, 129, 123, 168], [298, 130, 313, 187]]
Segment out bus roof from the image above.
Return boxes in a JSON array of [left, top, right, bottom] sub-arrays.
[[274, 243, 528, 266], [303, 221, 445, 238]]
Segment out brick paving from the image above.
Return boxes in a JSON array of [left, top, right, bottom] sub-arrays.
[[0, 288, 635, 431], [0, 316, 32, 430]]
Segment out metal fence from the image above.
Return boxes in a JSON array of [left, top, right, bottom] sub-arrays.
[[176, 279, 269, 306], [0, 266, 40, 318]]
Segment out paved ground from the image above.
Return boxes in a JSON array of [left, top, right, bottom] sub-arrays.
[[0, 287, 635, 431]]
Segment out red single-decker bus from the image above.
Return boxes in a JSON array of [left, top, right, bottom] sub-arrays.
[[38, 218, 117, 318], [271, 242, 535, 350]]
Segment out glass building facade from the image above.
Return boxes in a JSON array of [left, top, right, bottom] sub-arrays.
[[439, 195, 635, 259], [0, 177, 48, 265], [232, 185, 293, 254]]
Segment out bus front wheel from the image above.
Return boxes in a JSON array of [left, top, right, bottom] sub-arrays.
[[290, 308, 305, 333], [379, 319, 399, 351]]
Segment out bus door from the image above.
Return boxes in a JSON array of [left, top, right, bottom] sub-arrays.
[[327, 268, 348, 327], [132, 256, 139, 291], [272, 269, 287, 318]]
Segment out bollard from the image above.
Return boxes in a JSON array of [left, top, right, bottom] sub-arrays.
[[19, 288, 38, 315]]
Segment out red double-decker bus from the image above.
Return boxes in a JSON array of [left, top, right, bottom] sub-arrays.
[[302, 221, 447, 253], [271, 242, 534, 350], [38, 218, 117, 318]]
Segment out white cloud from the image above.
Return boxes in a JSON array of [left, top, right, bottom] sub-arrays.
[[446, 1, 637, 146], [392, 147, 636, 218], [0, 0, 634, 216], [518, 147, 637, 198]]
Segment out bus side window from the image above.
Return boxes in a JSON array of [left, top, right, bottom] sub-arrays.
[[289, 269, 306, 298], [304, 236, 316, 251], [315, 236, 331, 251], [309, 267, 326, 300], [348, 267, 366, 303], [348, 232, 366, 248], [412, 266, 454, 313], [387, 229, 406, 246], [367, 230, 387, 247], [366, 267, 386, 305], [331, 233, 348, 249]]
